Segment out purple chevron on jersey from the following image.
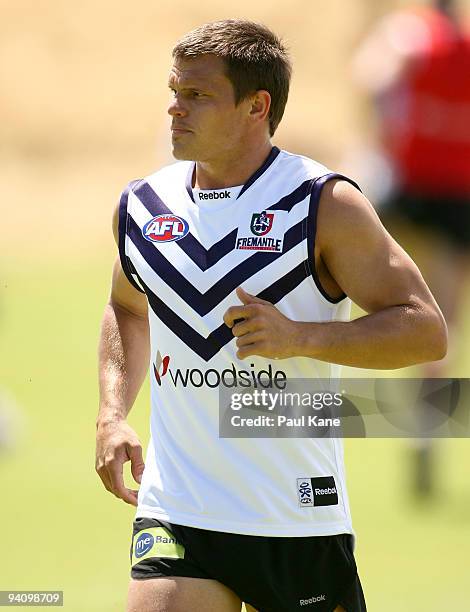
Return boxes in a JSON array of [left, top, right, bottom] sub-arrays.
[[132, 179, 313, 271], [126, 215, 305, 316], [135, 260, 309, 361]]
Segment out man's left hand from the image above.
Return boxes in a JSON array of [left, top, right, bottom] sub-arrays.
[[223, 287, 302, 360]]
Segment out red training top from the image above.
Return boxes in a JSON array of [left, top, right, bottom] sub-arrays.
[[380, 7, 470, 196]]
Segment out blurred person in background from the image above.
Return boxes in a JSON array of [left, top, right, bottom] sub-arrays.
[[352, 0, 470, 497]]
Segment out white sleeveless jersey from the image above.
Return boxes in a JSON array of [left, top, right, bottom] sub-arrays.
[[118, 147, 359, 537]]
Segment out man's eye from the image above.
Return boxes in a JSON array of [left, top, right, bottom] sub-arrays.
[[168, 88, 204, 98]]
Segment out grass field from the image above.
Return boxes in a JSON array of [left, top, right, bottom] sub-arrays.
[[1, 255, 469, 611]]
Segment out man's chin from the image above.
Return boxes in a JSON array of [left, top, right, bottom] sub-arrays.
[[171, 141, 213, 162], [171, 145, 195, 161]]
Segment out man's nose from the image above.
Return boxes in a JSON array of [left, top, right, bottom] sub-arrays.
[[168, 95, 187, 118]]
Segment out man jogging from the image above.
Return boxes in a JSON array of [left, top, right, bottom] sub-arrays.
[[96, 19, 447, 612]]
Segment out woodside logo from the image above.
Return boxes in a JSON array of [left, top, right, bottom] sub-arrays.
[[153, 353, 287, 389]]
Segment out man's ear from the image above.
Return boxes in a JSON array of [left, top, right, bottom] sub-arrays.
[[249, 90, 271, 124]]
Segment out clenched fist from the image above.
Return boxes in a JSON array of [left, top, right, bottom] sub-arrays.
[[224, 287, 303, 360]]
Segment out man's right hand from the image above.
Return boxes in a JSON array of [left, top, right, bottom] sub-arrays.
[[95, 419, 145, 506]]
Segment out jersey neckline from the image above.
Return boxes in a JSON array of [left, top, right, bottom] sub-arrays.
[[185, 146, 281, 205]]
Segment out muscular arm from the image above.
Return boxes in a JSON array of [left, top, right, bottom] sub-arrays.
[[225, 180, 447, 369], [95, 204, 150, 505], [305, 179, 447, 368]]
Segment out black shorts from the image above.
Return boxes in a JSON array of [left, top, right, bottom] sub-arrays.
[[130, 517, 367, 612], [383, 190, 470, 249]]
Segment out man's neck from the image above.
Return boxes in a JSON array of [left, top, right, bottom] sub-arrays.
[[193, 141, 273, 190]]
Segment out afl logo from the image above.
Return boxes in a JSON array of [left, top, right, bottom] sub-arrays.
[[135, 532, 154, 558], [142, 214, 189, 243]]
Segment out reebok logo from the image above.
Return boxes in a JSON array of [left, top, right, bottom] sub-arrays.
[[197, 190, 231, 201], [315, 487, 337, 496], [311, 476, 338, 506], [297, 476, 338, 507], [299, 594, 327, 606]]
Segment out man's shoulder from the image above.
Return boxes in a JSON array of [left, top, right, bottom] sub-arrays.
[[140, 159, 192, 192], [119, 160, 191, 200], [277, 148, 331, 180]]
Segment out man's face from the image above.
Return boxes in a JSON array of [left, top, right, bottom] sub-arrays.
[[168, 54, 253, 162]]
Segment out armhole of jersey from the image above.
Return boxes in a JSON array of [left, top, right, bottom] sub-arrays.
[[118, 180, 146, 294], [306, 173, 362, 304]]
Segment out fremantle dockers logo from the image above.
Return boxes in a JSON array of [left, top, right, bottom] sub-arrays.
[[250, 211, 274, 236]]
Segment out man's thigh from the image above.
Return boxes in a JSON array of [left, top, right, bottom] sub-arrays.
[[127, 576, 242, 612]]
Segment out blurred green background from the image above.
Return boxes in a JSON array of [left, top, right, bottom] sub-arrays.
[[1, 1, 470, 610]]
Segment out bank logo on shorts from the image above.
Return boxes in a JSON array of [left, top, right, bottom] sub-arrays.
[[236, 210, 287, 252], [131, 526, 185, 566], [135, 532, 154, 558], [297, 476, 338, 507], [142, 214, 189, 243]]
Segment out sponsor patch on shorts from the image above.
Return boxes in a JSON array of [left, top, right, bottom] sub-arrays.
[[131, 526, 185, 566]]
